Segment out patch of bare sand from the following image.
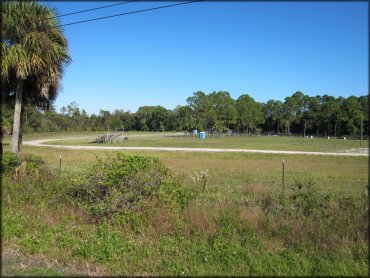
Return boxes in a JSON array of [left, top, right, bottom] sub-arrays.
[[2, 243, 106, 276], [343, 148, 368, 154]]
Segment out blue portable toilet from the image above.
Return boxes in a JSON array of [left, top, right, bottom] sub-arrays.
[[193, 129, 198, 136], [199, 131, 206, 139]]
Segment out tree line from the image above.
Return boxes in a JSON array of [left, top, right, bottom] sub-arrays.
[[3, 91, 368, 138]]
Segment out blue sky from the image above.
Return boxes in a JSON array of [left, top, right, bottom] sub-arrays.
[[44, 1, 368, 115]]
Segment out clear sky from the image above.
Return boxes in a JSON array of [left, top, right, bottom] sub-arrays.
[[44, 1, 368, 115]]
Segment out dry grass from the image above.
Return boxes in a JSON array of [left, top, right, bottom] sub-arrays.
[[184, 202, 218, 239], [2, 243, 106, 276], [239, 205, 263, 229], [243, 183, 270, 197], [149, 205, 182, 237]]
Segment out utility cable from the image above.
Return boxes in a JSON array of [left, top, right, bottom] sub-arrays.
[[54, 0, 139, 18], [57, 0, 203, 28]]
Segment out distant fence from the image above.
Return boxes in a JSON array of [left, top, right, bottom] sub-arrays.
[[185, 131, 368, 140], [90, 134, 128, 144]]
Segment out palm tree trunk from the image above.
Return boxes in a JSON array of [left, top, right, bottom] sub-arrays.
[[11, 80, 24, 153], [18, 107, 25, 151]]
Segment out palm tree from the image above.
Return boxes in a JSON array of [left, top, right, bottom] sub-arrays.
[[1, 1, 71, 153]]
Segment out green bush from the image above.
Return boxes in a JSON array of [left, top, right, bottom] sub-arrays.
[[70, 153, 190, 220], [1, 151, 21, 173], [289, 175, 321, 216], [1, 152, 45, 175]]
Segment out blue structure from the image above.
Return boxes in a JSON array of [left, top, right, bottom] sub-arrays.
[[193, 129, 198, 135], [199, 132, 206, 139]]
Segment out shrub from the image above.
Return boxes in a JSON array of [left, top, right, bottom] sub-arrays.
[[70, 153, 190, 220], [289, 175, 321, 216], [1, 151, 21, 174], [1, 152, 45, 175]]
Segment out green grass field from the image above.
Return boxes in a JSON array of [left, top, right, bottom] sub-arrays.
[[36, 132, 368, 152], [2, 132, 369, 276]]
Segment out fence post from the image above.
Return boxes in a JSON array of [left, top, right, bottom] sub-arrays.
[[59, 155, 62, 174], [282, 160, 285, 193]]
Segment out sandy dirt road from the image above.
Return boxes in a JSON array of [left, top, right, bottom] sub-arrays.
[[23, 137, 369, 157]]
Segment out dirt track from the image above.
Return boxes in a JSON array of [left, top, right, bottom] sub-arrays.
[[23, 137, 369, 157]]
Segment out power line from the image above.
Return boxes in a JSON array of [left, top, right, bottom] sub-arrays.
[[57, 0, 203, 28], [55, 0, 139, 18]]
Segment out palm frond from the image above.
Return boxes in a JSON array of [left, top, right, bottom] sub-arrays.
[[2, 0, 71, 108]]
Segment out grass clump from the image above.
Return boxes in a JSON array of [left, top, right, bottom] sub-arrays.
[[19, 153, 45, 173], [257, 176, 368, 255], [70, 153, 190, 221], [72, 221, 134, 262]]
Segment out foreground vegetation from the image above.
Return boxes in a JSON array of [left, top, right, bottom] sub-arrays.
[[2, 136, 368, 275]]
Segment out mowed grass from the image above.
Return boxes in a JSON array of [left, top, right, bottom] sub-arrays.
[[31, 132, 368, 153]]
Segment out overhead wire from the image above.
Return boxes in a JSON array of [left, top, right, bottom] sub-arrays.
[[54, 0, 139, 18], [56, 0, 203, 28]]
